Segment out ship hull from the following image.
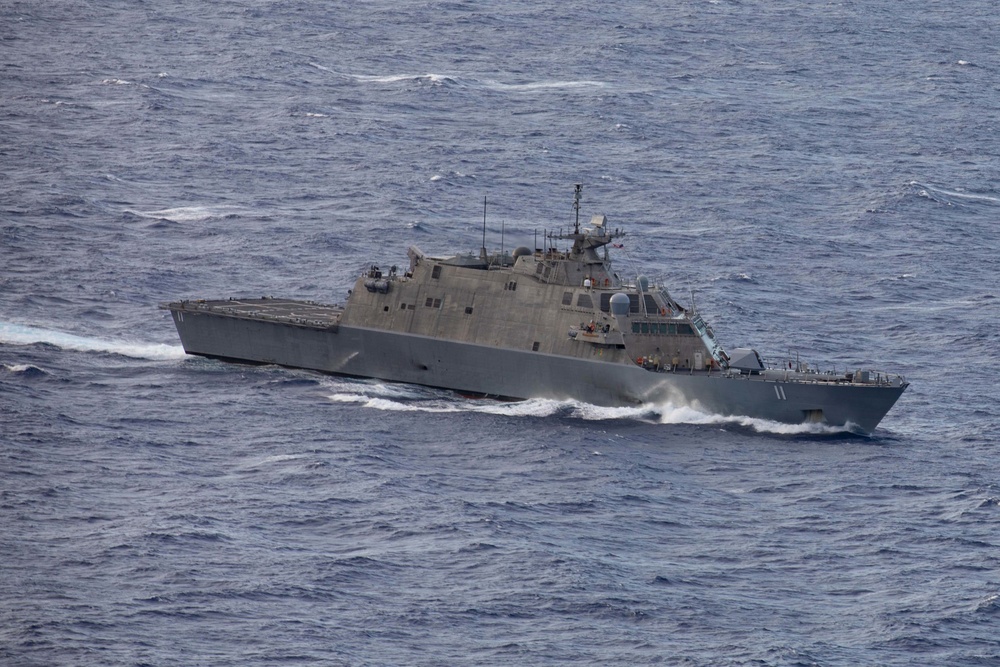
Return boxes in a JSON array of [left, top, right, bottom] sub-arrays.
[[166, 304, 905, 434]]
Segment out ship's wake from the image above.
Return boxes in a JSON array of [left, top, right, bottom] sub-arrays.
[[0, 322, 186, 361], [323, 379, 857, 436]]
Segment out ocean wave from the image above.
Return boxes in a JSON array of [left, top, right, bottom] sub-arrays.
[[0, 322, 186, 361], [430, 171, 476, 182], [482, 78, 608, 92], [910, 181, 1000, 207], [1, 362, 50, 376], [125, 205, 246, 223], [238, 453, 309, 469], [311, 64, 607, 93], [711, 272, 756, 283]]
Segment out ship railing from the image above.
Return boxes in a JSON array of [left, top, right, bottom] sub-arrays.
[[724, 365, 906, 387]]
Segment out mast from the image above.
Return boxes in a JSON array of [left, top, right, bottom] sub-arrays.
[[573, 183, 582, 235], [480, 195, 487, 259]]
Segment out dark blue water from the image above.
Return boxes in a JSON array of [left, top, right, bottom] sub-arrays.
[[3, 2, 998, 665]]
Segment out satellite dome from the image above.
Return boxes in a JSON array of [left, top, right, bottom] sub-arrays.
[[637, 275, 650, 293], [512, 246, 532, 258], [610, 292, 631, 316]]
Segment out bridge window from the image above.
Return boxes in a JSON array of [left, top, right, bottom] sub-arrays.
[[576, 294, 593, 309], [562, 292, 573, 305], [432, 265, 442, 279]]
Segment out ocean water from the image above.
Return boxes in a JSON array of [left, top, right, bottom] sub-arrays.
[[2, 1, 999, 665]]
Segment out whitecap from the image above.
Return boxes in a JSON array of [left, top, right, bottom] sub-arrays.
[[0, 322, 186, 361], [126, 205, 243, 222], [483, 79, 608, 92], [309, 62, 443, 86], [2, 363, 47, 374], [910, 182, 1000, 206], [257, 454, 306, 465], [327, 67, 608, 93], [429, 171, 475, 182], [712, 272, 755, 283], [348, 72, 458, 85]]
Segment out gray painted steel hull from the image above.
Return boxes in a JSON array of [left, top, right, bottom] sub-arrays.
[[168, 306, 905, 433]]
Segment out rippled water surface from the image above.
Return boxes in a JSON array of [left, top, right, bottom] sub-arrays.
[[2, 2, 999, 665]]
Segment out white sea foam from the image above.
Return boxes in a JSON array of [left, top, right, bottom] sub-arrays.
[[345, 72, 464, 86], [910, 181, 1000, 205], [429, 170, 475, 183], [312, 64, 608, 93], [126, 206, 244, 222], [652, 402, 857, 434], [482, 79, 607, 92], [2, 363, 46, 374], [324, 381, 854, 435], [257, 454, 307, 465], [0, 323, 186, 361]]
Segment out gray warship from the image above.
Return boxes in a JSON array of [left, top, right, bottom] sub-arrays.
[[162, 186, 907, 433]]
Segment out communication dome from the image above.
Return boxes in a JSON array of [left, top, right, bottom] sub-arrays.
[[637, 275, 650, 293], [610, 292, 631, 317], [512, 246, 532, 258]]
